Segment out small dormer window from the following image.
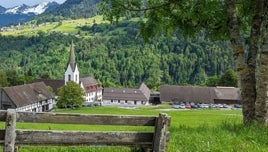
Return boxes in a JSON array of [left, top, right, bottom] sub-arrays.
[[68, 75, 71, 81]]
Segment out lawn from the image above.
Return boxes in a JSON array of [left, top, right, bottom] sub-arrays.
[[4, 105, 268, 152]]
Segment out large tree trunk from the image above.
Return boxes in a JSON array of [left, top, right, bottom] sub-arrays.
[[225, 0, 256, 124], [256, 36, 268, 124], [255, 1, 268, 124]]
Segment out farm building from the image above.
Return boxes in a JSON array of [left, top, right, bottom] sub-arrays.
[[160, 85, 241, 104], [0, 82, 54, 112], [102, 83, 150, 106]]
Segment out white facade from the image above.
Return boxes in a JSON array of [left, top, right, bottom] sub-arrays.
[[16, 99, 54, 112], [65, 64, 79, 85], [64, 42, 102, 104], [102, 99, 148, 106]]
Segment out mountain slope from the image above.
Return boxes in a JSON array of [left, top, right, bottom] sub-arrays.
[[36, 0, 100, 23], [0, 2, 59, 27], [0, 17, 234, 87], [0, 6, 6, 13]]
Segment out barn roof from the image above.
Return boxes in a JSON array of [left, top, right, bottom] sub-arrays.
[[160, 85, 216, 103], [160, 85, 241, 103], [214, 87, 241, 101], [3, 82, 54, 107], [139, 83, 150, 100], [103, 87, 148, 101], [34, 78, 64, 94]]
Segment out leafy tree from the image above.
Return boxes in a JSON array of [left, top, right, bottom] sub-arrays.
[[206, 76, 219, 87], [6, 69, 20, 86], [218, 69, 238, 87], [0, 69, 8, 87], [57, 81, 85, 108], [101, 0, 268, 125]]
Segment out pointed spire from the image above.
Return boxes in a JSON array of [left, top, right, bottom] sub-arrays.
[[68, 41, 76, 72]]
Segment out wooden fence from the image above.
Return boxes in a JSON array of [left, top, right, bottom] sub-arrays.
[[0, 109, 170, 152]]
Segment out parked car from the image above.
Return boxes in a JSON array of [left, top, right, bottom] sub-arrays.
[[172, 103, 185, 109], [185, 103, 191, 109], [234, 104, 242, 108], [200, 103, 209, 108]]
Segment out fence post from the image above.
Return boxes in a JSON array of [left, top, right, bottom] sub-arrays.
[[152, 113, 170, 152], [4, 109, 16, 152]]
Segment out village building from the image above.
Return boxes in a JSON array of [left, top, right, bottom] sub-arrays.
[[64, 42, 102, 103], [36, 42, 102, 104], [160, 85, 241, 104], [0, 82, 54, 112], [102, 83, 150, 106]]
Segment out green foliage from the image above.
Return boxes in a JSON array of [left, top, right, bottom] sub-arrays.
[[218, 69, 238, 87], [206, 75, 219, 87], [0, 69, 8, 87], [0, 20, 233, 88], [101, 0, 231, 41], [57, 81, 85, 108]]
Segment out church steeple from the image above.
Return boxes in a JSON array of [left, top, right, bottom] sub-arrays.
[[68, 41, 76, 72], [64, 41, 80, 85]]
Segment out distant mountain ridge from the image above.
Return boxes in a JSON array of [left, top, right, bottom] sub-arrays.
[[0, 6, 6, 13], [0, 2, 59, 27], [36, 0, 100, 23], [2, 2, 59, 15]]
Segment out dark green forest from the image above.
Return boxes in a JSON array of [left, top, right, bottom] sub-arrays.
[[0, 21, 234, 89]]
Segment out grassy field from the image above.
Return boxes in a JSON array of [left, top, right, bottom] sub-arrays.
[[3, 105, 268, 152], [0, 15, 108, 36]]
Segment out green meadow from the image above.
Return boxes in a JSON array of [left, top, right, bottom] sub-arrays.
[[3, 105, 268, 152]]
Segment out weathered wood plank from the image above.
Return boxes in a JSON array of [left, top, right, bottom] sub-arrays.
[[152, 113, 171, 152], [16, 112, 156, 126], [4, 109, 16, 152], [15, 130, 153, 147]]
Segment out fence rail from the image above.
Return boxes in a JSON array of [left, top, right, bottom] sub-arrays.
[[1, 109, 170, 152]]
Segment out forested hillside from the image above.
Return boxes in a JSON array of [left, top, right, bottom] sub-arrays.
[[0, 20, 233, 89], [35, 0, 100, 23]]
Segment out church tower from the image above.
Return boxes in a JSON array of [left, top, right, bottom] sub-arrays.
[[64, 41, 80, 85]]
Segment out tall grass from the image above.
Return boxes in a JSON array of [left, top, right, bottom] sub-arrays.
[[5, 106, 268, 152]]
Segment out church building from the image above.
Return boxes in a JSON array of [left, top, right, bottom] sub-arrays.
[[64, 42, 102, 104]]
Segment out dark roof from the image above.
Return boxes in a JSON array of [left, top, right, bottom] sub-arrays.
[[68, 41, 77, 72], [214, 87, 241, 101], [139, 83, 150, 100], [80, 76, 102, 93], [103, 88, 148, 101], [160, 85, 216, 103], [34, 79, 64, 94], [80, 76, 98, 86], [3, 82, 53, 107]]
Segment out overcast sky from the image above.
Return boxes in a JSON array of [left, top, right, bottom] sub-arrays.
[[0, 0, 66, 8]]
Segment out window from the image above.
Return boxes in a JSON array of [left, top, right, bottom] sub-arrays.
[[134, 101, 137, 105], [125, 100, 127, 103], [68, 74, 71, 81]]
